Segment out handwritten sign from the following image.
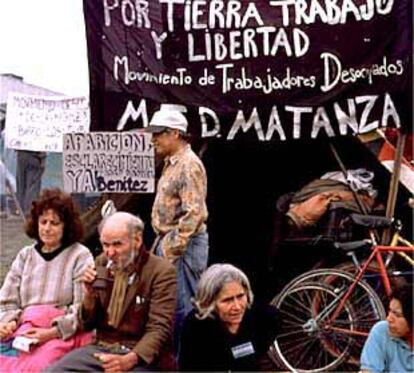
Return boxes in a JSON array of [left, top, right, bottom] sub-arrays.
[[83, 0, 411, 140], [63, 132, 155, 193], [5, 93, 90, 152]]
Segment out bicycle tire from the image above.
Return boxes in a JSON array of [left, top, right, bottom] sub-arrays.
[[271, 282, 355, 372], [275, 268, 386, 367], [270, 269, 385, 372], [274, 268, 387, 319]]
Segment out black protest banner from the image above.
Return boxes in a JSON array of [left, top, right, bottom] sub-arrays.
[[83, 0, 412, 141], [63, 132, 155, 193]]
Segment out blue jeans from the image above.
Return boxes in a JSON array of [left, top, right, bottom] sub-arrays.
[[156, 232, 209, 351]]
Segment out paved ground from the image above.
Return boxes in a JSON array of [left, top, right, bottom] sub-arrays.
[[0, 214, 32, 286]]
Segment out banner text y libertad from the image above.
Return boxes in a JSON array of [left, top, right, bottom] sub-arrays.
[[103, 0, 395, 62]]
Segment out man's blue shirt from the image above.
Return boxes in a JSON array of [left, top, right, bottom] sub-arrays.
[[361, 320, 413, 372]]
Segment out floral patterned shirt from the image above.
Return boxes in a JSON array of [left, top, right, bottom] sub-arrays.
[[152, 144, 208, 258]]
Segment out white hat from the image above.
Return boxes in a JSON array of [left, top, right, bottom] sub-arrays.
[[146, 104, 188, 133]]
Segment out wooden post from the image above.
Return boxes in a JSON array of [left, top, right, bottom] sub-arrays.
[[382, 132, 406, 245]]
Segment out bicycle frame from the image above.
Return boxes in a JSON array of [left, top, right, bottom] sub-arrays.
[[391, 234, 414, 266], [330, 241, 413, 330], [271, 224, 412, 372]]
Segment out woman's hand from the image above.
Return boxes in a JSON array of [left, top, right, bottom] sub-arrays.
[[21, 326, 59, 344], [0, 320, 17, 339]]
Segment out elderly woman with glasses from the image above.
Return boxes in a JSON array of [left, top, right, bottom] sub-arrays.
[[179, 263, 278, 371]]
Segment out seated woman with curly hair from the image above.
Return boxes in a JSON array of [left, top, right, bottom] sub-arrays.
[[0, 188, 94, 372]]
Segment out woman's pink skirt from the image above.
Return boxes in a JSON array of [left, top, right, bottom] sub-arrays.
[[0, 305, 93, 372]]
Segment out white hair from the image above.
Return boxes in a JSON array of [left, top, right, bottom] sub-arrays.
[[193, 263, 254, 320]]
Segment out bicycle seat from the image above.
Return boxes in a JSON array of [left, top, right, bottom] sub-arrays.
[[350, 214, 393, 228], [334, 239, 372, 252]]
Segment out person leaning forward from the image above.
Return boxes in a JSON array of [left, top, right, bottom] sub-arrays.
[[146, 104, 209, 349], [360, 282, 413, 373], [45, 212, 177, 372]]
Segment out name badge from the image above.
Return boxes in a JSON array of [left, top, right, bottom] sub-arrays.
[[231, 342, 255, 359], [136, 295, 145, 304]]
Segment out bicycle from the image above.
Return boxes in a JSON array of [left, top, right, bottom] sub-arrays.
[[334, 216, 413, 303], [269, 214, 413, 372]]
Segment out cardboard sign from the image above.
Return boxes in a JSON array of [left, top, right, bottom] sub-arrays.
[[5, 93, 89, 152], [63, 132, 154, 193]]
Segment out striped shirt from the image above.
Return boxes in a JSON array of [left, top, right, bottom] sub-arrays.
[[152, 144, 208, 258], [0, 242, 94, 339]]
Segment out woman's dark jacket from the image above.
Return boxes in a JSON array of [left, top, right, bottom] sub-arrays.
[[179, 304, 278, 371]]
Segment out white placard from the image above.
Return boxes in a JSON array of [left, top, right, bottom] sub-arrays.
[[5, 93, 90, 152], [63, 132, 155, 193]]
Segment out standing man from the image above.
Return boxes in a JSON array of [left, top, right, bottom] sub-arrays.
[[146, 104, 209, 347], [16, 150, 46, 214], [46, 212, 177, 372]]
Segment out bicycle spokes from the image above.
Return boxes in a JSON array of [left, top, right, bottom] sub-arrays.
[[270, 269, 385, 372]]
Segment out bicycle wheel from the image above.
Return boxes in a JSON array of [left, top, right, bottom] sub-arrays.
[[270, 269, 385, 372], [274, 268, 386, 320], [271, 282, 354, 372]]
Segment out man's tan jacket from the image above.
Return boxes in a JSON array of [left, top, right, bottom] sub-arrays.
[[79, 248, 177, 370]]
